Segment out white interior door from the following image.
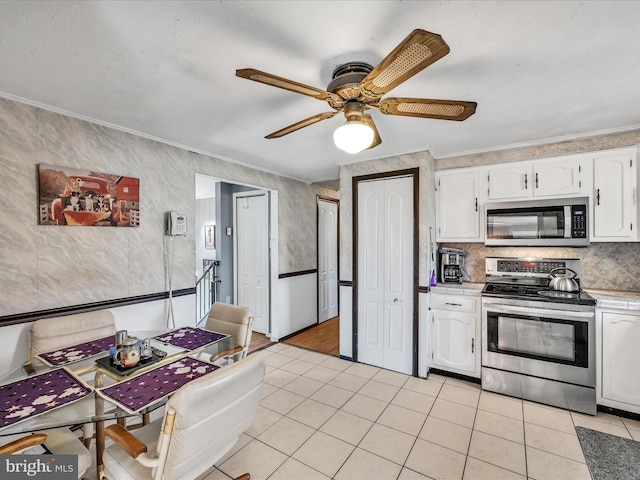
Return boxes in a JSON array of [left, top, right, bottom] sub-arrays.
[[318, 199, 338, 323], [357, 176, 414, 374], [234, 192, 269, 334]]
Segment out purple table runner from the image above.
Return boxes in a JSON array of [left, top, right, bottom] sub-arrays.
[[37, 335, 115, 366], [153, 327, 226, 351], [97, 358, 219, 413], [0, 368, 93, 430]]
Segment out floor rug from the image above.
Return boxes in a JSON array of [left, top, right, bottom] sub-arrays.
[[576, 426, 640, 480]]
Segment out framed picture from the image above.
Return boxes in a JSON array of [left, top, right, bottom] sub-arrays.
[[38, 164, 140, 227], [205, 225, 215, 249]]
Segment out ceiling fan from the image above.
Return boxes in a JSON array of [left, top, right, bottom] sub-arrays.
[[236, 29, 477, 154]]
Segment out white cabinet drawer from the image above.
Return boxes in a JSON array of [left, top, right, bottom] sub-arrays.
[[430, 295, 476, 313]]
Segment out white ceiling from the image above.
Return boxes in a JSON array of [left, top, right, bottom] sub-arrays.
[[2, 1, 640, 185]]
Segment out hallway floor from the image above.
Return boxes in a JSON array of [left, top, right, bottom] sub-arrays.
[[202, 343, 640, 480], [248, 317, 340, 357]]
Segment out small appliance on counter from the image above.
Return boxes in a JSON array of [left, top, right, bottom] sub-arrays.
[[438, 248, 466, 283]]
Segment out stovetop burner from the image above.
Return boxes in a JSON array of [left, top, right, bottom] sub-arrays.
[[482, 281, 596, 306]]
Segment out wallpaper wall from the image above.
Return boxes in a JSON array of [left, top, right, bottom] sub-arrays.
[[0, 97, 337, 316]]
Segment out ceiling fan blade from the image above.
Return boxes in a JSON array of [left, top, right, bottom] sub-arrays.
[[361, 114, 382, 149], [360, 29, 450, 99], [265, 111, 339, 139], [236, 68, 341, 103], [377, 97, 477, 121]]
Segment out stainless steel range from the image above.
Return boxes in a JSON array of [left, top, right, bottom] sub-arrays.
[[481, 257, 597, 415]]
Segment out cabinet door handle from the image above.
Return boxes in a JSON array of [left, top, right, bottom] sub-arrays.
[[524, 173, 528, 189], [596, 188, 600, 206], [445, 302, 462, 307], [475, 197, 478, 212], [471, 338, 475, 353], [535, 172, 539, 188]]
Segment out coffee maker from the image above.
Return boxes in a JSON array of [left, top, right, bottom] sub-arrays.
[[438, 248, 465, 283]]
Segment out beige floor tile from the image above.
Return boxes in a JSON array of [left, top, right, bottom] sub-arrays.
[[265, 343, 288, 353], [329, 372, 369, 392], [429, 397, 477, 428], [427, 372, 446, 383], [280, 358, 315, 375], [621, 416, 640, 431], [260, 382, 278, 400], [200, 467, 229, 480], [310, 384, 354, 409], [438, 383, 481, 408], [246, 406, 283, 437], [344, 362, 380, 379], [358, 379, 400, 403], [522, 401, 576, 434], [218, 438, 288, 480], [297, 351, 332, 365], [477, 391, 523, 421], [277, 345, 307, 358], [572, 414, 632, 438], [405, 438, 466, 480], [392, 388, 436, 415], [303, 364, 341, 383], [419, 415, 472, 454], [359, 423, 415, 465], [524, 422, 586, 463], [526, 446, 592, 480], [444, 377, 482, 392], [257, 417, 315, 455], [572, 410, 625, 427], [259, 388, 306, 415], [282, 375, 324, 397], [462, 457, 525, 480], [264, 368, 298, 388], [404, 377, 443, 397], [397, 467, 434, 479], [319, 356, 352, 371], [629, 428, 640, 441], [292, 431, 355, 478], [335, 447, 403, 480], [468, 430, 526, 475], [378, 404, 427, 436], [320, 409, 374, 445], [264, 352, 294, 368], [371, 368, 410, 387], [473, 409, 524, 444], [341, 393, 388, 421], [268, 458, 330, 480], [286, 398, 337, 429]]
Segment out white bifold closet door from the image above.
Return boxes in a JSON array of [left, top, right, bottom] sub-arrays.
[[357, 176, 413, 375]]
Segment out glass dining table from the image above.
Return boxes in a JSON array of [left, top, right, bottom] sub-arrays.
[[0, 327, 234, 478]]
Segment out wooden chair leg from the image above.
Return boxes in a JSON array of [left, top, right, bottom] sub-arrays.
[[234, 474, 250, 480]]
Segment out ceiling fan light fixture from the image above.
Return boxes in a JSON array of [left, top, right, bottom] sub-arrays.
[[333, 121, 374, 154]]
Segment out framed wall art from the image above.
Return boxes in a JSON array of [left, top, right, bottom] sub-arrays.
[[205, 225, 215, 249], [38, 164, 140, 227]]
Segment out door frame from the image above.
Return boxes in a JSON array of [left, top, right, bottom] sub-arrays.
[[317, 196, 340, 323], [352, 168, 419, 376]]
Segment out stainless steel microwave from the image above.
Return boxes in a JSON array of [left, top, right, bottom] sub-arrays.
[[485, 197, 589, 246]]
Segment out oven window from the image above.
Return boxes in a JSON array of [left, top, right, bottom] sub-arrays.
[[497, 316, 575, 361], [487, 312, 588, 367]]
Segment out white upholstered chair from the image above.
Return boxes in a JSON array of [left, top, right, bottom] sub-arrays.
[[0, 429, 92, 479], [102, 352, 265, 480], [205, 302, 253, 362], [30, 310, 117, 448]]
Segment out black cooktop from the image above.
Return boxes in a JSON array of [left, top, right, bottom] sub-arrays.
[[483, 278, 596, 306]]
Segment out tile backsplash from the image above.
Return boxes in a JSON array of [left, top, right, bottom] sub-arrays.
[[442, 243, 640, 292]]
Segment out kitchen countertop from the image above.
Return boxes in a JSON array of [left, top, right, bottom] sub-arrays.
[[430, 283, 484, 296], [585, 288, 640, 310]]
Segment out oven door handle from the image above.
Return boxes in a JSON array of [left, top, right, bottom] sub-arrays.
[[484, 304, 594, 320]]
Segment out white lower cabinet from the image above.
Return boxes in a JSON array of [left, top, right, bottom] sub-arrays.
[[597, 309, 640, 413], [428, 293, 481, 378]]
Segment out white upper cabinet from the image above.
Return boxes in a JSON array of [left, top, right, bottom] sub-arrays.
[[592, 148, 639, 241], [487, 156, 586, 201], [435, 169, 483, 242]]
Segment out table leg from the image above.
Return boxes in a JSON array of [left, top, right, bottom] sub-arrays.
[[95, 372, 106, 479]]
